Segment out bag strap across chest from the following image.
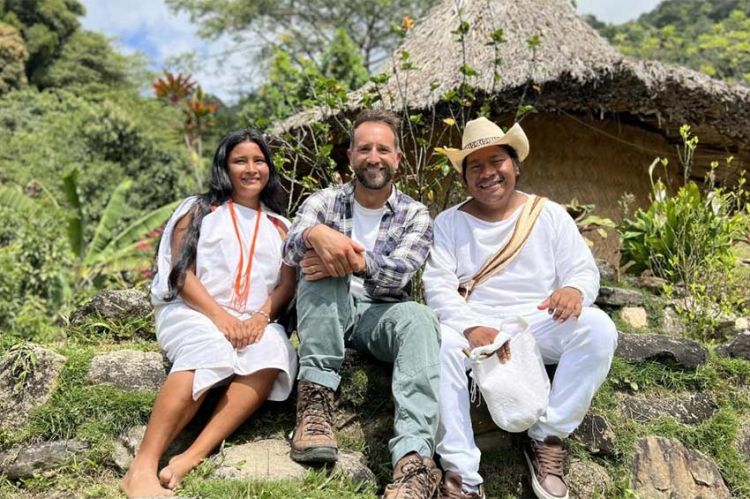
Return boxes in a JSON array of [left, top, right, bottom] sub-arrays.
[[459, 195, 546, 300]]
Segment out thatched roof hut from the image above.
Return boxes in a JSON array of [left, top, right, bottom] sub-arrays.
[[274, 0, 750, 255]]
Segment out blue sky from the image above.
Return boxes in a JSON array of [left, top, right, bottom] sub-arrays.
[[80, 0, 661, 102]]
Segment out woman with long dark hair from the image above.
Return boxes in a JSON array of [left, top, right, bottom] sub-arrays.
[[122, 129, 297, 497]]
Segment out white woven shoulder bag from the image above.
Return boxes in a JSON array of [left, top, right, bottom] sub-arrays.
[[467, 317, 550, 432]]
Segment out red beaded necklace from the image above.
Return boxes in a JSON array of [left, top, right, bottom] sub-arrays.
[[227, 199, 262, 311]]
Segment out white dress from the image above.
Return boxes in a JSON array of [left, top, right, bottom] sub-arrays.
[[151, 197, 298, 401]]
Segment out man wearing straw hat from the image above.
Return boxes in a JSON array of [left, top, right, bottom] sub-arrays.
[[422, 117, 617, 499]]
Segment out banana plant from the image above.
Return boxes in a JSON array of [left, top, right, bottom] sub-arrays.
[[1, 172, 179, 289]]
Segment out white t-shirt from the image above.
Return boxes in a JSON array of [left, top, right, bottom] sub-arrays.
[[350, 199, 385, 296], [423, 196, 599, 334]]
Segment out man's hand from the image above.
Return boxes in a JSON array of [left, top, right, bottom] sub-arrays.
[[464, 326, 510, 363], [538, 286, 583, 322], [301, 250, 332, 281], [305, 224, 366, 277]]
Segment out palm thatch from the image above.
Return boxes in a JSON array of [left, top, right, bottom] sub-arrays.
[[274, 0, 750, 159]]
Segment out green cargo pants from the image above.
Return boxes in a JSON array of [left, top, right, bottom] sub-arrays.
[[295, 276, 441, 466]]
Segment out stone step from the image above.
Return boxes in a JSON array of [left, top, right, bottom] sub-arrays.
[[615, 332, 707, 369]]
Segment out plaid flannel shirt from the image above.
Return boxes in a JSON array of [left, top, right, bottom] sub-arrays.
[[283, 181, 433, 302]]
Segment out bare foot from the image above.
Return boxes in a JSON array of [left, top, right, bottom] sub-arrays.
[[122, 467, 174, 498], [158, 453, 203, 490]]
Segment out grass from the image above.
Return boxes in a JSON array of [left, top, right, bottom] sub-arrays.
[[179, 466, 378, 498], [0, 345, 155, 449], [66, 314, 156, 345], [580, 352, 750, 497], [2, 300, 750, 498]]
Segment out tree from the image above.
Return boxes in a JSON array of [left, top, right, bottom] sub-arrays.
[[32, 30, 130, 92], [1, 0, 130, 91], [0, 88, 192, 231], [166, 0, 437, 71], [0, 21, 27, 94], [0, 176, 179, 290], [239, 29, 368, 129], [153, 71, 221, 190], [592, 0, 750, 86], [1, 0, 83, 84]]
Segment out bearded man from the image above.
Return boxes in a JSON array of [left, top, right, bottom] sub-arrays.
[[283, 109, 442, 499]]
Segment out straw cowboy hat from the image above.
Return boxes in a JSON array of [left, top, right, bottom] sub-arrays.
[[445, 117, 530, 173]]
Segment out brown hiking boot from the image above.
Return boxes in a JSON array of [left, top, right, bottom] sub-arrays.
[[290, 380, 337, 463], [383, 453, 442, 499], [439, 471, 485, 499], [524, 436, 569, 499]]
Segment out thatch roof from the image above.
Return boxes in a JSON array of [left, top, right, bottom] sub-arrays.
[[273, 0, 750, 151]]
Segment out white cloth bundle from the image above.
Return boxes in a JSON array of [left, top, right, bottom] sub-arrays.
[[468, 317, 550, 432]]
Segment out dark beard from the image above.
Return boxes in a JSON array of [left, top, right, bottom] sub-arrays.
[[355, 164, 393, 190]]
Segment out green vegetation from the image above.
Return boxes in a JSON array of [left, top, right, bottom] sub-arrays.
[[1, 0, 749, 497], [589, 0, 750, 86], [619, 126, 749, 340], [180, 468, 378, 498], [165, 0, 437, 71]]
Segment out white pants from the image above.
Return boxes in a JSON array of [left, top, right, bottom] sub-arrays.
[[436, 307, 617, 487]]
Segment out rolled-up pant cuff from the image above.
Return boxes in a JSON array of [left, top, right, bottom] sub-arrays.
[[298, 366, 341, 391], [391, 437, 433, 467]]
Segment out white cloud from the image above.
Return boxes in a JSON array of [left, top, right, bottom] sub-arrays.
[[79, 0, 261, 102], [576, 0, 662, 24]]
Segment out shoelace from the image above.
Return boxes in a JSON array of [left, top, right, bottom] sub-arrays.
[[533, 441, 565, 478], [300, 385, 334, 437], [389, 459, 435, 499]]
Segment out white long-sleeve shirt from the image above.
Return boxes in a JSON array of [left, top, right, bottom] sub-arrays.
[[423, 197, 599, 334]]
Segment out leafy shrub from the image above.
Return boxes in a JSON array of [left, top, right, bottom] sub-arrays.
[[619, 127, 749, 340], [0, 88, 191, 226], [620, 178, 746, 282], [0, 205, 73, 336]]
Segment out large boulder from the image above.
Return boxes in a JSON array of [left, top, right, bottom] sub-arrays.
[[213, 438, 376, 486], [214, 439, 307, 481], [111, 424, 200, 473], [631, 436, 730, 498], [737, 420, 750, 466], [570, 413, 616, 456], [716, 330, 750, 360], [86, 350, 167, 392], [660, 306, 684, 336], [715, 316, 748, 339], [619, 392, 717, 425], [0, 440, 89, 479], [596, 287, 644, 307], [71, 289, 151, 324], [568, 459, 611, 498], [616, 333, 707, 369], [619, 307, 648, 330], [0, 345, 66, 429]]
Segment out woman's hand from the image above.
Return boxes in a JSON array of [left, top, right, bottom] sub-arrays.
[[210, 310, 247, 349], [240, 313, 269, 348]]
